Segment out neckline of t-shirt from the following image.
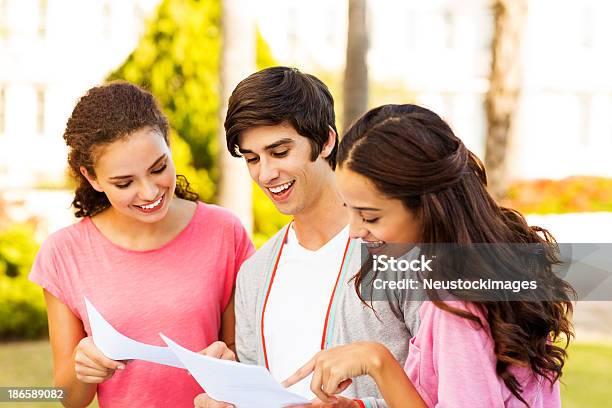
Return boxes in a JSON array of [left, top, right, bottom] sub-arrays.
[[83, 201, 203, 254], [286, 224, 349, 255]]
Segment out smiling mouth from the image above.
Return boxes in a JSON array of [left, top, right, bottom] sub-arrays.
[[266, 180, 295, 202], [134, 193, 165, 212], [267, 180, 294, 194], [361, 239, 386, 249]]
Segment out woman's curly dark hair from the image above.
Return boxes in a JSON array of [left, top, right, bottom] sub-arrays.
[[339, 104, 575, 407], [63, 81, 198, 217]]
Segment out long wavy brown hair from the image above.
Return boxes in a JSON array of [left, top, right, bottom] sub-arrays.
[[338, 104, 575, 406], [63, 81, 198, 217]]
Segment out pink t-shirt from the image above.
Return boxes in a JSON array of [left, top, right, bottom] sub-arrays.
[[404, 301, 561, 407], [29, 202, 254, 408]]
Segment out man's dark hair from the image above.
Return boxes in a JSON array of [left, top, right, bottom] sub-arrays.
[[225, 66, 338, 169]]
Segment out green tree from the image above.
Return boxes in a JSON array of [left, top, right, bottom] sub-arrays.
[[109, 0, 286, 243], [109, 0, 221, 201]]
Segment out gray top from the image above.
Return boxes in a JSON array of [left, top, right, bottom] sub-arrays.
[[235, 224, 423, 408]]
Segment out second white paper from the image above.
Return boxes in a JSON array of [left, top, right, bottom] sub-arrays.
[[161, 334, 310, 408]]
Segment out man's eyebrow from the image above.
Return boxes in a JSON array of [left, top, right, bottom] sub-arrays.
[[238, 138, 295, 155], [109, 154, 167, 180], [264, 138, 294, 150]]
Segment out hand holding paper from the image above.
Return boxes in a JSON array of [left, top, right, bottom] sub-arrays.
[[85, 297, 310, 407], [74, 336, 126, 384], [84, 297, 184, 368]]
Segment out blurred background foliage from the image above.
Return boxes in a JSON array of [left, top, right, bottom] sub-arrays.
[[108, 0, 289, 248], [503, 177, 612, 214], [108, 0, 222, 185], [0, 221, 47, 340]]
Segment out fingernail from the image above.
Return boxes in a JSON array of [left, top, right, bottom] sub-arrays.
[[117, 365, 125, 370]]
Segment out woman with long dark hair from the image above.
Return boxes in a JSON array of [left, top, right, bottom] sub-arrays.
[[29, 82, 254, 407], [284, 104, 574, 407]]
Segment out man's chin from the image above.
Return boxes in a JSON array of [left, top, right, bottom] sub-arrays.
[[275, 206, 296, 216], [272, 202, 301, 217]]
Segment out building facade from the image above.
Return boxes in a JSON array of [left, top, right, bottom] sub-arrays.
[[1, 0, 611, 234], [0, 0, 159, 233], [257, 0, 612, 180], [0, 0, 159, 189]]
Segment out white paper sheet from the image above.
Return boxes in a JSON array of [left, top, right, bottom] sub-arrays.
[[84, 297, 184, 368], [160, 334, 310, 408]]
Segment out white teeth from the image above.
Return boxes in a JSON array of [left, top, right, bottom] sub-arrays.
[[361, 239, 385, 249], [138, 195, 163, 209], [268, 181, 294, 194]]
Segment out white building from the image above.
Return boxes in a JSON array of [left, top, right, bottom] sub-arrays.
[[0, 0, 159, 233], [256, 0, 612, 180], [1, 0, 611, 234], [0, 0, 159, 189], [4, 0, 610, 189]]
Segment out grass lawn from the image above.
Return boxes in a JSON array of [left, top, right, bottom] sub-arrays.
[[0, 340, 610, 407], [561, 340, 612, 407], [0, 340, 98, 408]]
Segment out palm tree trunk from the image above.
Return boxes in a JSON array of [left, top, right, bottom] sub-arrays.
[[343, 0, 369, 132], [484, 0, 528, 199], [218, 0, 255, 232]]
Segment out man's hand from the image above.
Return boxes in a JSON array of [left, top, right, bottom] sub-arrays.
[[193, 393, 234, 408], [193, 342, 235, 407], [198, 341, 236, 361]]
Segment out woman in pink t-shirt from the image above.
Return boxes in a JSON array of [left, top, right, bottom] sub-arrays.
[[29, 82, 254, 407], [284, 104, 574, 407]]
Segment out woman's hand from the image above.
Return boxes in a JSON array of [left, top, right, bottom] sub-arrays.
[[282, 342, 387, 402], [74, 337, 125, 384], [198, 341, 236, 361]]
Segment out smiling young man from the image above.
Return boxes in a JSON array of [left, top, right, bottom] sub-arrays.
[[195, 67, 421, 408]]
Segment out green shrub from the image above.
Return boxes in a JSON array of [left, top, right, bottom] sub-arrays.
[[0, 275, 47, 340], [0, 224, 47, 340], [108, 0, 282, 243]]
